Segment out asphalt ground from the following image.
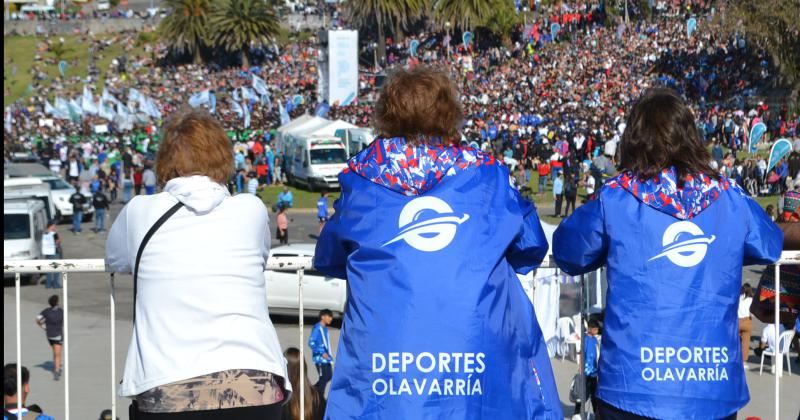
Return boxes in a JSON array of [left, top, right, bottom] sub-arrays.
[[4, 197, 800, 419]]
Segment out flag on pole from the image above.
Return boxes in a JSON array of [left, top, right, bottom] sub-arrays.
[[279, 102, 290, 125], [748, 122, 767, 154], [102, 87, 122, 107], [232, 88, 241, 102], [767, 138, 793, 173], [231, 100, 244, 118], [209, 91, 217, 114], [243, 102, 251, 129], [82, 86, 99, 115], [68, 98, 83, 122], [189, 90, 211, 108], [252, 74, 269, 96]]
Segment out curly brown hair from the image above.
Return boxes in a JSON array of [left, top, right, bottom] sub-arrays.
[[155, 108, 234, 186], [618, 87, 718, 183], [373, 66, 463, 143]]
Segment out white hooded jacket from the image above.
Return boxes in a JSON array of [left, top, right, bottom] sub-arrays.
[[106, 176, 290, 397]]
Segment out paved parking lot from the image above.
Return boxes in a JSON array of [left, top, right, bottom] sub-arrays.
[[4, 200, 799, 419]]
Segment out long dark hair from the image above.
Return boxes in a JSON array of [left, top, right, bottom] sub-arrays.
[[284, 347, 321, 420], [618, 88, 718, 184], [740, 283, 754, 298]]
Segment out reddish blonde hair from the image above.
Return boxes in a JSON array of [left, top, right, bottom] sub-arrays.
[[156, 108, 234, 186]]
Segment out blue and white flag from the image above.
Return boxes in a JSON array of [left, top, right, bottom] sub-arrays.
[[767, 138, 793, 173], [241, 86, 256, 102], [58, 60, 68, 77], [252, 74, 269, 96], [82, 86, 98, 115], [243, 102, 251, 129], [409, 40, 420, 57], [279, 102, 290, 125], [55, 97, 71, 118], [139, 96, 161, 120], [102, 87, 122, 107], [285, 98, 296, 114], [462, 31, 473, 49], [68, 98, 83, 121], [188, 90, 210, 108], [551, 23, 561, 38], [748, 122, 767, 154], [231, 88, 241, 102], [230, 100, 244, 118], [209, 91, 217, 114], [45, 99, 69, 120], [128, 88, 143, 103], [687, 17, 697, 37], [98, 101, 116, 121]]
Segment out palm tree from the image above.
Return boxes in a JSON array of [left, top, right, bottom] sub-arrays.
[[158, 0, 210, 64], [345, 0, 425, 65], [208, 0, 280, 69], [433, 0, 495, 32]]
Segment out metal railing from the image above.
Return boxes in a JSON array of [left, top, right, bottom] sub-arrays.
[[4, 256, 311, 420], [4, 252, 799, 420]]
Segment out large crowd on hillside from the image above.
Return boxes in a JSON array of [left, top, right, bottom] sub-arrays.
[[4, 0, 799, 200]]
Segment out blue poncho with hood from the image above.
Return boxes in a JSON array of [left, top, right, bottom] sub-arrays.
[[314, 137, 563, 420], [553, 168, 783, 419]]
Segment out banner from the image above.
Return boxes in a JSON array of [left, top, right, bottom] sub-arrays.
[[686, 18, 697, 37], [409, 39, 419, 57], [767, 138, 792, 173], [327, 30, 359, 106], [748, 122, 767, 154]]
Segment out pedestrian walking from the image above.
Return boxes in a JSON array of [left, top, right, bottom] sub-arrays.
[[308, 309, 334, 395], [68, 186, 86, 234], [36, 295, 64, 381], [553, 172, 564, 217], [41, 221, 61, 289], [92, 187, 110, 233]]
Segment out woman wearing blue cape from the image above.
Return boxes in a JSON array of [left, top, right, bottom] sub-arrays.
[[553, 88, 783, 420], [314, 67, 562, 419]]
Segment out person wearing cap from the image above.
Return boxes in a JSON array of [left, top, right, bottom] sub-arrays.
[[41, 221, 61, 289]]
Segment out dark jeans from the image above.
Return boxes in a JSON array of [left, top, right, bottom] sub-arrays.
[[277, 228, 289, 245], [135, 184, 142, 196], [564, 194, 577, 216], [94, 208, 106, 231], [129, 401, 282, 420], [315, 363, 333, 395], [597, 399, 736, 420], [554, 194, 563, 216], [573, 375, 598, 415]]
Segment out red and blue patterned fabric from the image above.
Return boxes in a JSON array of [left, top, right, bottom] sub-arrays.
[[604, 167, 744, 220], [344, 136, 496, 196]]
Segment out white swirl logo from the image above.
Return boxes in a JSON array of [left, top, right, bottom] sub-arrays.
[[648, 221, 715, 268], [382, 196, 470, 252]]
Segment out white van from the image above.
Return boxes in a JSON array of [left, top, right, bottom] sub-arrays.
[[335, 127, 375, 158], [4, 178, 57, 222], [284, 135, 348, 190], [4, 200, 48, 284]]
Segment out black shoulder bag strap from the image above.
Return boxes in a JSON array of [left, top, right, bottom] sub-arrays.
[[133, 201, 184, 323]]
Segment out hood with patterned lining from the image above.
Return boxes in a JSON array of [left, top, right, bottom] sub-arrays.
[[345, 136, 497, 196], [605, 167, 734, 220]]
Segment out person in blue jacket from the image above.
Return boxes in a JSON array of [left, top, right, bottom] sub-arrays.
[[553, 88, 783, 420], [314, 66, 562, 420], [309, 309, 335, 395]]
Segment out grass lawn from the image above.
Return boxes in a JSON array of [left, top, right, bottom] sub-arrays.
[[4, 34, 147, 106], [258, 185, 339, 211]]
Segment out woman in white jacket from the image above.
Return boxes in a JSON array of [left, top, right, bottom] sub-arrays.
[[106, 109, 289, 419]]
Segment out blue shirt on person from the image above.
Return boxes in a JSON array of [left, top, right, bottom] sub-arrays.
[[317, 196, 328, 218]]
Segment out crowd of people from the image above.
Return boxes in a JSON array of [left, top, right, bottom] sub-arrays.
[[4, 0, 798, 206]]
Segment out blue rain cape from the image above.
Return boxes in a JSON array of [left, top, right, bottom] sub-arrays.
[[553, 170, 783, 420], [315, 145, 562, 420]]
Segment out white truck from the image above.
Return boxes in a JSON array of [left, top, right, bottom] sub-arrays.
[[4, 199, 48, 285], [335, 127, 375, 158], [283, 134, 348, 191]]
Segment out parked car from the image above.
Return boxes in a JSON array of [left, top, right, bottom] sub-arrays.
[[265, 243, 346, 317], [4, 162, 52, 178], [41, 177, 94, 222]]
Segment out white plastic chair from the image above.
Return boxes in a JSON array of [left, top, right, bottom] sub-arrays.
[[759, 330, 795, 376], [557, 316, 581, 361]]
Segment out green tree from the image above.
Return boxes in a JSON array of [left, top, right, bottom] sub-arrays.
[[433, 0, 494, 31], [208, 0, 280, 68], [49, 41, 72, 63], [482, 0, 520, 46], [345, 0, 425, 65], [714, 0, 800, 98], [157, 0, 210, 64]]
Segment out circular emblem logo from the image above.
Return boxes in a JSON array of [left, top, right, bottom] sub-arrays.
[[382, 196, 470, 252]]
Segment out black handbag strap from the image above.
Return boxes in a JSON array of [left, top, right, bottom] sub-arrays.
[[133, 201, 184, 323]]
